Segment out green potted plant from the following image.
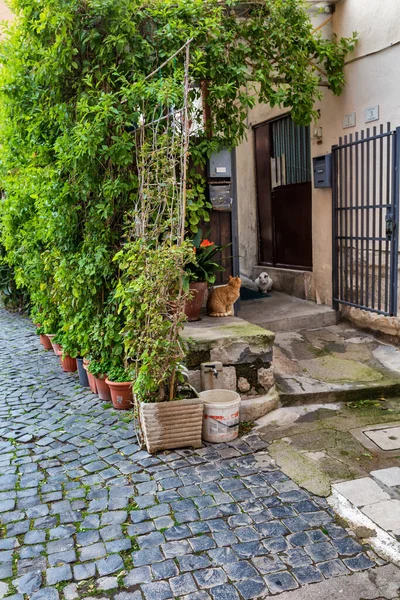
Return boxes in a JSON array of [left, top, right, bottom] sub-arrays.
[[36, 325, 53, 350], [87, 359, 112, 401], [115, 241, 204, 453], [184, 231, 227, 321], [105, 364, 133, 410]]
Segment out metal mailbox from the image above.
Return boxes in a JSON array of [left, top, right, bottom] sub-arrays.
[[207, 149, 232, 179], [313, 154, 332, 188]]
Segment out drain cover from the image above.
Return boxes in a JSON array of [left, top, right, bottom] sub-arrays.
[[364, 426, 400, 451]]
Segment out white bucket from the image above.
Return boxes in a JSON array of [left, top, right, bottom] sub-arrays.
[[199, 389, 241, 443]]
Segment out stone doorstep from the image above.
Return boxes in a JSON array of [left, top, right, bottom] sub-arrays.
[[278, 381, 400, 407], [182, 316, 274, 368]]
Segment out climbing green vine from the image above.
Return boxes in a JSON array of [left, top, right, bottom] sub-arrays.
[[0, 0, 356, 395]]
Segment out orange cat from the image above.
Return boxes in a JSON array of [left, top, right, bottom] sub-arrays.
[[207, 276, 241, 317]]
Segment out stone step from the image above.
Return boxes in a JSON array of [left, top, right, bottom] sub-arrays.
[[273, 322, 400, 406], [238, 291, 338, 333]]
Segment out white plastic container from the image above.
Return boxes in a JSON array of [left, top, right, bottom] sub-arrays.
[[199, 389, 241, 443]]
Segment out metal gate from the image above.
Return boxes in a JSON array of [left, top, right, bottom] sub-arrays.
[[332, 124, 400, 316]]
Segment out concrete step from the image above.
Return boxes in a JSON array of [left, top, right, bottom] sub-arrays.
[[238, 291, 338, 333], [273, 323, 400, 405]]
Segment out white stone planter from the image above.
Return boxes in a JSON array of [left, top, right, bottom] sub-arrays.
[[139, 398, 204, 454]]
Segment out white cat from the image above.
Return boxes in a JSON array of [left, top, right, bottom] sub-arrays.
[[255, 272, 273, 294]]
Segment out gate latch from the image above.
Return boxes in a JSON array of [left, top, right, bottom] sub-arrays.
[[386, 211, 394, 240]]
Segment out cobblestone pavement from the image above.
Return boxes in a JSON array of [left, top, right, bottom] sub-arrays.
[[0, 310, 383, 600]]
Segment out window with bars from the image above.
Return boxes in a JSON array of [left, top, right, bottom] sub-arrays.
[[271, 115, 311, 188]]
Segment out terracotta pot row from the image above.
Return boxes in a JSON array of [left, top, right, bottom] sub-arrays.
[[38, 331, 133, 411], [82, 361, 133, 410]]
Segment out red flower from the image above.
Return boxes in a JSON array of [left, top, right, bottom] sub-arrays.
[[200, 239, 214, 247]]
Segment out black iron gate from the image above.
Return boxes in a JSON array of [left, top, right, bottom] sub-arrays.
[[332, 124, 400, 316]]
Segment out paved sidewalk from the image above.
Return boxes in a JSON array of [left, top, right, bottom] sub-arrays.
[[0, 310, 395, 600]]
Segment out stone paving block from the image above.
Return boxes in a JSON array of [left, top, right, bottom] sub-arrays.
[[264, 570, 299, 594], [0, 563, 13, 578], [371, 467, 400, 487], [362, 499, 400, 533], [179, 554, 212, 571], [79, 542, 107, 561], [30, 589, 60, 600], [292, 564, 323, 585], [96, 554, 124, 576], [161, 540, 191, 559], [333, 478, 390, 507], [46, 564, 73, 585], [234, 577, 268, 600], [194, 567, 227, 589], [343, 553, 376, 571], [223, 560, 259, 580], [132, 548, 164, 567], [114, 593, 143, 600], [151, 560, 179, 580], [48, 550, 77, 566], [231, 541, 267, 559], [209, 584, 240, 600], [77, 530, 100, 546], [169, 573, 198, 596], [318, 559, 350, 578], [332, 536, 363, 556], [73, 562, 97, 582], [105, 538, 132, 554], [16, 572, 42, 594], [141, 580, 172, 600], [305, 542, 338, 563], [282, 547, 312, 568], [124, 566, 153, 586]]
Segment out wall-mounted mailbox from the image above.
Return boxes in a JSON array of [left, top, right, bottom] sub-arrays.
[[209, 183, 232, 211], [313, 154, 332, 188], [207, 149, 232, 179]]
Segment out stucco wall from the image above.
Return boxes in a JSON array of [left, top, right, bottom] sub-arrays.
[[0, 1, 13, 23], [236, 0, 400, 306]]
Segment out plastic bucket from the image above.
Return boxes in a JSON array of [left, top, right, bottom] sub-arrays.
[[77, 358, 89, 388], [199, 389, 241, 443]]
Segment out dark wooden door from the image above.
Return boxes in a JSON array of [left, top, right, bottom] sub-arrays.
[[272, 182, 312, 269], [208, 210, 232, 285], [254, 116, 312, 270]]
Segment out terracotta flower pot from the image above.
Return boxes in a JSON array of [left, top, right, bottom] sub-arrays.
[[59, 354, 77, 373], [83, 361, 97, 394], [39, 334, 53, 350], [105, 379, 133, 410], [184, 281, 208, 322], [94, 375, 111, 401]]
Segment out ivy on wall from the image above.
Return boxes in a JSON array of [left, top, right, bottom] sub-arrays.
[[0, 0, 356, 388]]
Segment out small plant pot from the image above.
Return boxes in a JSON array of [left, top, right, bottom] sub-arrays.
[[39, 334, 53, 350], [76, 358, 89, 387], [105, 379, 133, 410], [139, 397, 204, 454], [184, 282, 208, 322], [54, 344, 63, 356], [83, 361, 97, 394], [94, 375, 111, 401], [59, 354, 77, 373]]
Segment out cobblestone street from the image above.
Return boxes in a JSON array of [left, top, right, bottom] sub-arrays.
[[0, 310, 385, 600]]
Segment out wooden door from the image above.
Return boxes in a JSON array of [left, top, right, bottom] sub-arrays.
[[254, 115, 313, 270]]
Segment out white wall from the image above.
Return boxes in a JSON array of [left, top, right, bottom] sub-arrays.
[[236, 0, 400, 306], [0, 1, 13, 24]]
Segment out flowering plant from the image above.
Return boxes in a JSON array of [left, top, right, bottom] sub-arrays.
[[184, 231, 228, 285]]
